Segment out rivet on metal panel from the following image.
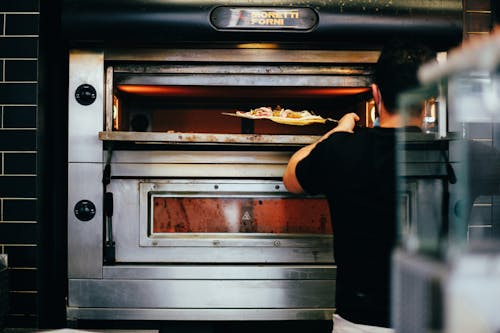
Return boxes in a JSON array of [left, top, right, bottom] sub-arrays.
[[214, 184, 219, 190], [152, 241, 158, 246], [213, 240, 221, 246], [273, 240, 281, 247], [275, 185, 280, 190]]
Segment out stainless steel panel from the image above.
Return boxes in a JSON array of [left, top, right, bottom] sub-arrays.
[[103, 265, 336, 280], [114, 63, 371, 75], [115, 246, 333, 263], [68, 278, 335, 308], [99, 131, 319, 145], [109, 150, 292, 164], [108, 150, 291, 177], [118, 73, 369, 87], [111, 163, 286, 178], [105, 48, 380, 64], [109, 179, 333, 262], [68, 162, 103, 278], [67, 307, 334, 321], [68, 49, 104, 163]]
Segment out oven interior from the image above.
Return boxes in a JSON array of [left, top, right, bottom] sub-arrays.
[[105, 57, 375, 140]]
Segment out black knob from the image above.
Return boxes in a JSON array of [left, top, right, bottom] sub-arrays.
[[75, 84, 97, 106], [74, 200, 96, 221]]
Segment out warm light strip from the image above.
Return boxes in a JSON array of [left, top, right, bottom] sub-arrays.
[[117, 85, 370, 96]]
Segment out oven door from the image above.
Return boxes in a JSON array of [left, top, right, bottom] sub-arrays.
[[111, 178, 333, 263]]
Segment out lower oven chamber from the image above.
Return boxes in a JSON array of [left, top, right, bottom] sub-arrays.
[[66, 48, 376, 322]]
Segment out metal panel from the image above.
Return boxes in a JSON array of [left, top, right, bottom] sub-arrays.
[[109, 179, 333, 262], [109, 150, 292, 164], [68, 278, 335, 308], [108, 150, 292, 179], [106, 49, 380, 63], [68, 163, 103, 278], [67, 307, 334, 321], [117, 73, 370, 87], [99, 131, 319, 145], [111, 163, 285, 178], [62, 0, 462, 49], [102, 265, 336, 280], [68, 50, 104, 163]]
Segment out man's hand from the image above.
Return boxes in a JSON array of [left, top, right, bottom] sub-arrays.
[[334, 112, 360, 133]]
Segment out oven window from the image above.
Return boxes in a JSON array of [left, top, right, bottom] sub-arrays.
[[151, 196, 331, 235]]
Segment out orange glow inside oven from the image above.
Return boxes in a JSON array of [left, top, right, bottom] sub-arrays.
[[152, 197, 332, 234], [117, 85, 370, 98]]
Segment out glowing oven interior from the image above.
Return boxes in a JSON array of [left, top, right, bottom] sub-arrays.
[[112, 85, 372, 135], [151, 196, 332, 235]]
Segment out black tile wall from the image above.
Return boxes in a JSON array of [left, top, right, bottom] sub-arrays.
[[5, 60, 38, 81], [6, 14, 39, 35], [0, 176, 36, 197], [0, 83, 37, 104], [8, 269, 37, 290], [468, 201, 493, 226], [0, 38, 38, 58], [462, 0, 495, 242], [5, 315, 37, 328], [0, 0, 40, 327], [494, 123, 500, 149], [3, 199, 37, 221], [0, 0, 39, 12], [492, 196, 500, 237], [3, 106, 37, 128], [1, 0, 39, 327], [468, 225, 493, 240], [4, 153, 37, 174], [0, 222, 37, 244], [8, 292, 37, 314], [3, 246, 37, 267], [0, 130, 36, 150]]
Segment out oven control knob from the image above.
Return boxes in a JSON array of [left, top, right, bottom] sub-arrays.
[[75, 84, 97, 106], [74, 200, 96, 221]]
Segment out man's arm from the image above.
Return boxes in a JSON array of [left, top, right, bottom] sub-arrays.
[[283, 113, 360, 193]]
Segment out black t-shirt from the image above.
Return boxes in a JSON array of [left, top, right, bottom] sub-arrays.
[[296, 126, 416, 327]]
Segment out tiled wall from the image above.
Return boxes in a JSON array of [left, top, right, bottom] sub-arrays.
[[461, 0, 499, 240], [0, 0, 39, 327]]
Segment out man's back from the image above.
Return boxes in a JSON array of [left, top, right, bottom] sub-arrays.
[[295, 126, 411, 326]]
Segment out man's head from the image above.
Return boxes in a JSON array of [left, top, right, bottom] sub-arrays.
[[373, 39, 437, 115]]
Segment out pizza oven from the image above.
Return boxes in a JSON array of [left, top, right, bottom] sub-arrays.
[[63, 0, 462, 325]]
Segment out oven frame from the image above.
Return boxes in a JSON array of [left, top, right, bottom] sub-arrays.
[[66, 48, 380, 321]]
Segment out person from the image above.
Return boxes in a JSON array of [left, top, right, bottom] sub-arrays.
[[283, 40, 437, 332]]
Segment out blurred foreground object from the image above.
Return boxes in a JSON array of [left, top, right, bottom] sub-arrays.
[[393, 28, 500, 333]]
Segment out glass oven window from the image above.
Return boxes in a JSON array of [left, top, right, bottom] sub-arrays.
[[150, 196, 331, 235]]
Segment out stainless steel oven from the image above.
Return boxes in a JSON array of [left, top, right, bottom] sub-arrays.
[[63, 0, 462, 324], [67, 47, 370, 322]]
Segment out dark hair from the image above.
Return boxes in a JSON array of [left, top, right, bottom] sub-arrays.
[[373, 39, 436, 113]]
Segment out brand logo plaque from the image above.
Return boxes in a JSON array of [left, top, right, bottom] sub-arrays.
[[211, 7, 318, 31]]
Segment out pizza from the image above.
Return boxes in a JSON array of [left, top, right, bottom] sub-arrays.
[[223, 106, 334, 125]]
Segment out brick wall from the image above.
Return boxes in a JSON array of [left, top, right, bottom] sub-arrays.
[[0, 0, 39, 327]]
